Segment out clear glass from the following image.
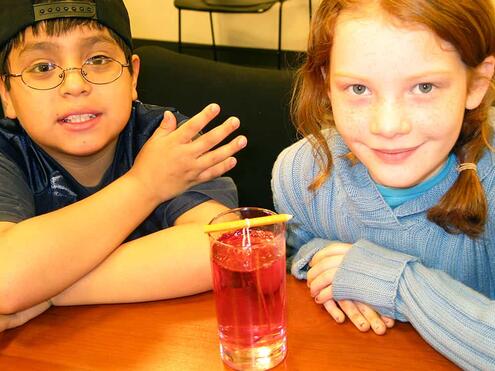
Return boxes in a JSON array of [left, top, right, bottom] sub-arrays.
[[208, 207, 287, 370]]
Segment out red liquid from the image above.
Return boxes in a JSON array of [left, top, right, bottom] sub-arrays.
[[211, 229, 287, 354]]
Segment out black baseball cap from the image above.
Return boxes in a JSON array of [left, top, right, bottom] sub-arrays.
[[0, 0, 132, 50]]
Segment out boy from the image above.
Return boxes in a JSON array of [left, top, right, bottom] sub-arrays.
[[0, 0, 247, 331]]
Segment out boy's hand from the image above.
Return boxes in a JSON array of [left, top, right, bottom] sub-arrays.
[[0, 301, 52, 332], [307, 242, 395, 335], [129, 103, 247, 203]]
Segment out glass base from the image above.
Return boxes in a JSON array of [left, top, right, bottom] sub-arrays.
[[220, 335, 287, 370]]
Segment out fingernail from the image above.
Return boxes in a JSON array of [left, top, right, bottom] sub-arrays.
[[238, 136, 247, 147], [210, 103, 219, 113], [230, 117, 240, 128]]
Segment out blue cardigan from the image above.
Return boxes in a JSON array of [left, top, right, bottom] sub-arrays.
[[272, 128, 495, 370]]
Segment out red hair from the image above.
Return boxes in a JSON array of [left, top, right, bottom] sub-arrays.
[[292, 0, 495, 237]]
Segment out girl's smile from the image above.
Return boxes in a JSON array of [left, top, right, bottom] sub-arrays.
[[370, 145, 420, 164]]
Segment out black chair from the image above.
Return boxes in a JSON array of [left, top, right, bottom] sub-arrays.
[[135, 45, 297, 209], [173, 0, 286, 68]]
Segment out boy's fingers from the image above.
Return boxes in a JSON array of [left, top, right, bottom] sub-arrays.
[[197, 157, 238, 182], [177, 104, 221, 142], [338, 300, 371, 332], [157, 110, 177, 134], [192, 117, 241, 155], [196, 135, 247, 170]]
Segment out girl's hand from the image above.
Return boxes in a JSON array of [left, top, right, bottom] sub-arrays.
[[0, 300, 52, 332], [128, 103, 247, 203], [307, 242, 395, 335]]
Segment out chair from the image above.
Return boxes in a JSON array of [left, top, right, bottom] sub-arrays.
[[173, 0, 286, 68]]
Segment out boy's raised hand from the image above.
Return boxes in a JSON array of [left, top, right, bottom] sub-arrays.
[[307, 242, 395, 335], [128, 103, 247, 204]]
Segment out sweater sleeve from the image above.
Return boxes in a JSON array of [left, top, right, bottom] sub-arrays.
[[271, 139, 336, 278], [333, 239, 495, 370]]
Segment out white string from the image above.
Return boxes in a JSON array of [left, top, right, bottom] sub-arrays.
[[241, 218, 251, 247]]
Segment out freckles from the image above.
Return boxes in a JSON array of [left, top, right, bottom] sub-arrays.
[[335, 106, 370, 136]]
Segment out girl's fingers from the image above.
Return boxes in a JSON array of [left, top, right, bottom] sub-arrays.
[[322, 299, 346, 323], [315, 283, 333, 303], [308, 267, 338, 297], [355, 302, 387, 335], [310, 243, 351, 267], [307, 255, 343, 286], [338, 300, 371, 332], [381, 315, 396, 328]]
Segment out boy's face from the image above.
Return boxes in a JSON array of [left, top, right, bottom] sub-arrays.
[[328, 6, 490, 188], [0, 25, 140, 162]]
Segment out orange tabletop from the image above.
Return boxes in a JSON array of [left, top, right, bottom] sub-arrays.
[[0, 276, 458, 370]]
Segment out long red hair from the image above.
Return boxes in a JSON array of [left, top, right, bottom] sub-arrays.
[[292, 0, 495, 237]]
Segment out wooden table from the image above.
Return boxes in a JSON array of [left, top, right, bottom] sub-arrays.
[[0, 276, 457, 370]]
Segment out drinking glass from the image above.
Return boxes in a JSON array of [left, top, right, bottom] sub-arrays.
[[208, 207, 287, 370]]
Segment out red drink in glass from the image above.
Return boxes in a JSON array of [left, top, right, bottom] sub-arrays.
[[209, 208, 287, 370]]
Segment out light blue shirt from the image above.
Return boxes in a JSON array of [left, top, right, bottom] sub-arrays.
[[272, 129, 495, 370]]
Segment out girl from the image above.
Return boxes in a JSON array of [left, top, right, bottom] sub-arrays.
[[272, 0, 495, 368]]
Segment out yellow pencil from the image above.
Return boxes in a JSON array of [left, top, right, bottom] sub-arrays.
[[204, 214, 293, 234]]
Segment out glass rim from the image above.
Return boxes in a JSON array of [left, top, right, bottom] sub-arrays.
[[208, 206, 276, 226], [208, 207, 284, 249]]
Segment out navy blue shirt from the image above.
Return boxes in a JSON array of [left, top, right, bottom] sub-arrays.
[[0, 101, 238, 241]]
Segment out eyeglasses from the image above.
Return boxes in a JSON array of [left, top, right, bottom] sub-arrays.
[[4, 56, 130, 90]]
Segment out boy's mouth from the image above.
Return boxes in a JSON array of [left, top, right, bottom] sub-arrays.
[[61, 113, 98, 124]]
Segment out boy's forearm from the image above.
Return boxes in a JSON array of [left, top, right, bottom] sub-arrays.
[[52, 200, 229, 305], [51, 222, 214, 305], [0, 173, 160, 313]]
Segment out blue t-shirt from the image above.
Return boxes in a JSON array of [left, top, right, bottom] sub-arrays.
[[0, 101, 238, 241], [375, 153, 456, 208]]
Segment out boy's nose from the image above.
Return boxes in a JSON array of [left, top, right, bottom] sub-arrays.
[[370, 99, 410, 137], [58, 68, 91, 96]]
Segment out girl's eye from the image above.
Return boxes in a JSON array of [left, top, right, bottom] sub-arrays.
[[348, 84, 370, 95], [413, 83, 434, 94]]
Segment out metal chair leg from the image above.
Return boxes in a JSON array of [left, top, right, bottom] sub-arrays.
[[178, 9, 182, 53], [277, 1, 283, 69], [209, 11, 217, 61]]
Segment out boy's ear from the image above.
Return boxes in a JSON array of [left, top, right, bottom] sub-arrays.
[[465, 55, 495, 110], [130, 54, 140, 101], [0, 78, 17, 119]]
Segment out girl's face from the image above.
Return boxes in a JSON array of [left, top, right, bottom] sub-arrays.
[[328, 7, 486, 188]]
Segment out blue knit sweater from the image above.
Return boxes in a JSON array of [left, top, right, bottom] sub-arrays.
[[271, 129, 495, 370]]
